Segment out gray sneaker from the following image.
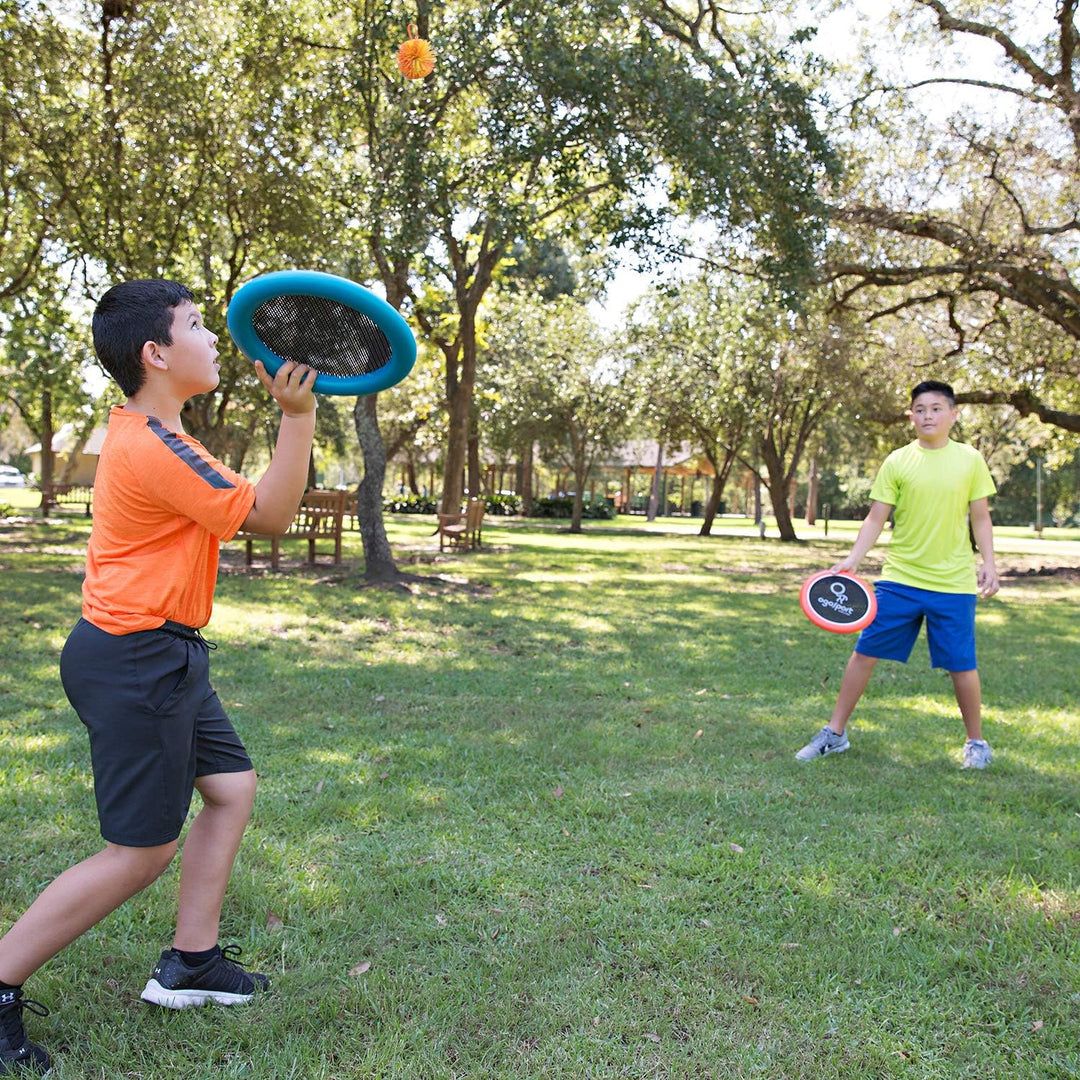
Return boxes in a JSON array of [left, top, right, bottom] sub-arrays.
[[796, 725, 850, 761], [962, 739, 992, 770]]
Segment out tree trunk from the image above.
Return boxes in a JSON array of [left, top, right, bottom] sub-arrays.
[[646, 442, 664, 521], [570, 490, 584, 532], [38, 390, 54, 519], [569, 455, 591, 533], [353, 394, 400, 581], [467, 432, 480, 498], [806, 453, 819, 525], [760, 441, 798, 541], [699, 474, 724, 536], [520, 441, 534, 515], [440, 291, 484, 513], [443, 375, 470, 513]]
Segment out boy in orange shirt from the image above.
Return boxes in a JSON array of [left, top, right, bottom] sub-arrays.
[[0, 280, 315, 1074]]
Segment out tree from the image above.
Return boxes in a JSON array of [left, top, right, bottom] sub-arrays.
[[625, 278, 753, 537], [484, 294, 630, 532], [8, 0, 346, 462], [324, 0, 837, 517], [0, 274, 104, 515], [0, 1, 63, 300], [740, 301, 857, 541], [822, 0, 1080, 432]]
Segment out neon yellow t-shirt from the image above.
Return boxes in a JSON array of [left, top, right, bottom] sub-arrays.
[[870, 439, 996, 594]]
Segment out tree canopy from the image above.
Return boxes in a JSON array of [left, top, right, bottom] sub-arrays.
[[822, 0, 1080, 433]]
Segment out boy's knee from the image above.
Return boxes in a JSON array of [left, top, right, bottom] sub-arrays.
[[107, 840, 178, 888], [196, 768, 257, 813]]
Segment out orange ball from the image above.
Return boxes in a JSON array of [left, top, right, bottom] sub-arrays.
[[398, 24, 435, 80]]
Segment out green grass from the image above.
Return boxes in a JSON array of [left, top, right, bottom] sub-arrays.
[[1, 516, 1078, 1078], [0, 487, 44, 512]]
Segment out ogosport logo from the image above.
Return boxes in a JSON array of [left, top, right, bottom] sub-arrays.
[[816, 580, 855, 616]]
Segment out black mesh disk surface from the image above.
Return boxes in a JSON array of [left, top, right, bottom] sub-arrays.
[[252, 294, 392, 377]]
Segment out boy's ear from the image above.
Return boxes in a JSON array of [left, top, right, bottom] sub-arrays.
[[141, 339, 168, 372]]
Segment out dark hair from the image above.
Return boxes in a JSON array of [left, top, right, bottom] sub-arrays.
[[92, 279, 194, 397], [910, 380, 955, 407]]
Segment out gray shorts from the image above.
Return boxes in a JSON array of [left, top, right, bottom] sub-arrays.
[[60, 618, 252, 847]]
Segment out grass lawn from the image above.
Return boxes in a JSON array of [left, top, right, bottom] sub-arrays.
[[1, 513, 1078, 1078]]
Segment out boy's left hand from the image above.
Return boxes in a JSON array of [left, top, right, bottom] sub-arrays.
[[977, 563, 1000, 598]]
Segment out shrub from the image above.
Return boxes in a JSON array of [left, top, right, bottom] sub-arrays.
[[384, 494, 438, 514], [528, 495, 615, 520], [485, 493, 520, 515]]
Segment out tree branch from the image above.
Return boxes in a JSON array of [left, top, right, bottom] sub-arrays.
[[956, 389, 1080, 433], [916, 0, 1057, 94]]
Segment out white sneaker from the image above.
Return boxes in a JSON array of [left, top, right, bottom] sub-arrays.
[[795, 725, 850, 761], [962, 739, 992, 770]]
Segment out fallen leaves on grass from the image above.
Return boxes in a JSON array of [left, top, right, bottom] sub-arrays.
[[349, 961, 371, 976], [266, 910, 284, 931]]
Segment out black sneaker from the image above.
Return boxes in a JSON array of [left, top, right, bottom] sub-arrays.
[[140, 946, 270, 1009], [0, 988, 50, 1075]]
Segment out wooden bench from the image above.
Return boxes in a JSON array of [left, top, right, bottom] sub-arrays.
[[43, 483, 94, 517], [235, 488, 349, 570], [434, 499, 485, 552], [466, 497, 484, 548]]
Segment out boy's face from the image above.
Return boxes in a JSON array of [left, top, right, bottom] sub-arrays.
[[908, 391, 958, 447], [156, 301, 220, 396]]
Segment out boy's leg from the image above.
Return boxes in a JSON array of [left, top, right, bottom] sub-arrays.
[[0, 842, 176, 986], [139, 768, 267, 1010], [795, 651, 877, 759], [828, 651, 879, 735], [172, 770, 257, 951], [797, 582, 925, 759], [950, 669, 982, 740]]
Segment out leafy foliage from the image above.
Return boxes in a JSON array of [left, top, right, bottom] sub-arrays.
[[822, 0, 1080, 434]]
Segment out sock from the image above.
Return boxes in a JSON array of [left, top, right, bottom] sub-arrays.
[[0, 979, 21, 992], [176, 945, 219, 967]]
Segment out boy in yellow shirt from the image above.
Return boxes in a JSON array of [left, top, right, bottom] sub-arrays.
[[796, 381, 999, 768]]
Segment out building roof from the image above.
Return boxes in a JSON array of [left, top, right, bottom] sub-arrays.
[[603, 439, 716, 476], [25, 424, 108, 456]]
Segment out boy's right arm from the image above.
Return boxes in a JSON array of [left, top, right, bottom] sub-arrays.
[[241, 360, 317, 535], [830, 500, 893, 574]]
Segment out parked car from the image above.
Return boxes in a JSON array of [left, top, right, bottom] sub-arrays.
[[0, 465, 29, 487]]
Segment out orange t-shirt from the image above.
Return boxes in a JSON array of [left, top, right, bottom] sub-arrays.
[[82, 407, 257, 634]]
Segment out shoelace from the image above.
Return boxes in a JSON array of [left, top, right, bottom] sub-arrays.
[[0, 995, 49, 1044], [213, 945, 259, 993]]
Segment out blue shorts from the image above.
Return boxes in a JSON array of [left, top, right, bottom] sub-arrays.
[[854, 581, 977, 672], [60, 618, 253, 847]]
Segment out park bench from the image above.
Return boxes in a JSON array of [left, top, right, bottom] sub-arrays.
[[435, 498, 485, 552], [235, 488, 349, 571], [43, 483, 94, 517]]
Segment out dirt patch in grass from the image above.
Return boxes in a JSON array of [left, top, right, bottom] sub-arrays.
[[1001, 564, 1080, 580]]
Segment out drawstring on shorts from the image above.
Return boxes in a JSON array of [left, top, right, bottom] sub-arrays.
[[159, 620, 218, 650]]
